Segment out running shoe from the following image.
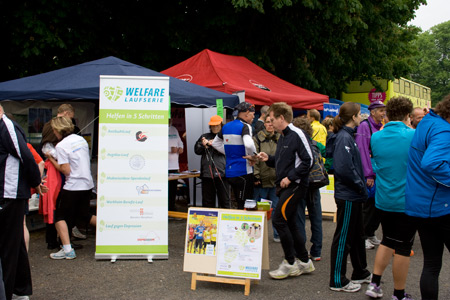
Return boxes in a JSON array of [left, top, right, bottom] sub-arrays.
[[330, 282, 361, 292], [296, 258, 315, 274], [309, 255, 321, 261], [12, 295, 30, 300], [72, 226, 87, 240], [367, 235, 381, 245], [50, 248, 76, 260], [392, 293, 414, 300], [352, 273, 372, 284], [366, 239, 375, 249], [269, 259, 300, 279], [366, 283, 383, 298]]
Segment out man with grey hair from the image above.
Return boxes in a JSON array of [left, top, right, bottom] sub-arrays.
[[356, 100, 386, 250], [410, 107, 425, 129], [253, 105, 270, 136]]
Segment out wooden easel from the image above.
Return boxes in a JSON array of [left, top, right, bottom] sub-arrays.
[[191, 273, 255, 296]]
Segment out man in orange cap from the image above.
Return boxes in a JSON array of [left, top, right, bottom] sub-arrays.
[[194, 115, 229, 208]]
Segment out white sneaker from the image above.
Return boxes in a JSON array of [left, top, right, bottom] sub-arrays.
[[366, 239, 375, 249], [269, 259, 301, 279], [367, 235, 381, 245], [351, 273, 372, 284], [50, 248, 76, 260], [330, 282, 362, 292], [12, 295, 30, 300], [72, 226, 87, 239], [296, 258, 315, 274], [365, 282, 383, 298]]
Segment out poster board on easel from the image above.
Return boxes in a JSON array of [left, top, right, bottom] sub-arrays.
[[183, 207, 269, 295]]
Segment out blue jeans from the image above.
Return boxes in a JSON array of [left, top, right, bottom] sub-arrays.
[[254, 186, 279, 239], [297, 188, 323, 257]]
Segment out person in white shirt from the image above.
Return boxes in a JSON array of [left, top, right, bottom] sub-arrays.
[[45, 116, 95, 260], [168, 119, 184, 211]]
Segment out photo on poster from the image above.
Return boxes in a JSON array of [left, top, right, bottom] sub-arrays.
[[186, 210, 218, 256]]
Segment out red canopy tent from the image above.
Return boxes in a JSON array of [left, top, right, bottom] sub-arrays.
[[162, 49, 328, 110]]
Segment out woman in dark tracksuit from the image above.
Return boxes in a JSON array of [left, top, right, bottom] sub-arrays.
[[328, 102, 371, 293]]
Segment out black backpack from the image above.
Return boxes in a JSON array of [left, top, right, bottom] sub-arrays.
[[309, 140, 330, 189]]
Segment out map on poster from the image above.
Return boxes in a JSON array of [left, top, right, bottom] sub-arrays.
[[216, 212, 264, 279]]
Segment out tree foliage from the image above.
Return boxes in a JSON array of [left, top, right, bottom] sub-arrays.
[[410, 20, 450, 106], [0, 0, 425, 99]]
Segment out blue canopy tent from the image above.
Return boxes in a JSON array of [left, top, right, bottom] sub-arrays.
[[0, 57, 238, 161], [0, 56, 239, 108]]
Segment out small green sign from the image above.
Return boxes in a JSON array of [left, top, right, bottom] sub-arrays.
[[216, 99, 224, 119], [169, 96, 171, 119]]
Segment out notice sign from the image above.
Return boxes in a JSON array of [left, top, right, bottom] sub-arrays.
[[96, 75, 170, 260], [216, 212, 265, 279]]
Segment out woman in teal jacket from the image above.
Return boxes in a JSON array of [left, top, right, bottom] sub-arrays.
[[405, 95, 450, 300], [367, 97, 416, 300]]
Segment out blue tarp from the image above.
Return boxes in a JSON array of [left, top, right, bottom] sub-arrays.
[[0, 56, 239, 108], [329, 98, 370, 115]]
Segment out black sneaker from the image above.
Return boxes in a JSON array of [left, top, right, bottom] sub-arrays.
[[71, 243, 83, 250]]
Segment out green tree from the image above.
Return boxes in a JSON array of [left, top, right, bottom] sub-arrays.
[[0, 0, 425, 101], [411, 20, 450, 106]]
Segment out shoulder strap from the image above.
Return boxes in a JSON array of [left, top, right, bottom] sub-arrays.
[[362, 119, 373, 136], [361, 119, 373, 155], [312, 130, 319, 139]]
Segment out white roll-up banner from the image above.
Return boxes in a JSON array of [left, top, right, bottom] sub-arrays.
[[96, 75, 169, 260]]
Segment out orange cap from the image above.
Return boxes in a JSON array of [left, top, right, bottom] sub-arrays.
[[208, 115, 223, 125]]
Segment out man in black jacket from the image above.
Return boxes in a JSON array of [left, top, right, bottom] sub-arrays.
[[0, 105, 44, 300], [259, 102, 315, 280]]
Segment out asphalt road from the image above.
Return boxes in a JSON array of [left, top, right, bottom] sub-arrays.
[[28, 216, 450, 300]]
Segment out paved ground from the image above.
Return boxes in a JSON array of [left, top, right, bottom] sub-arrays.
[[28, 215, 450, 300]]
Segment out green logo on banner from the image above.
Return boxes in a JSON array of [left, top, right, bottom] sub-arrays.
[[104, 86, 124, 102], [101, 125, 108, 137]]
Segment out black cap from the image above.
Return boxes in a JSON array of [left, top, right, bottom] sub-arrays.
[[234, 102, 255, 113]]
